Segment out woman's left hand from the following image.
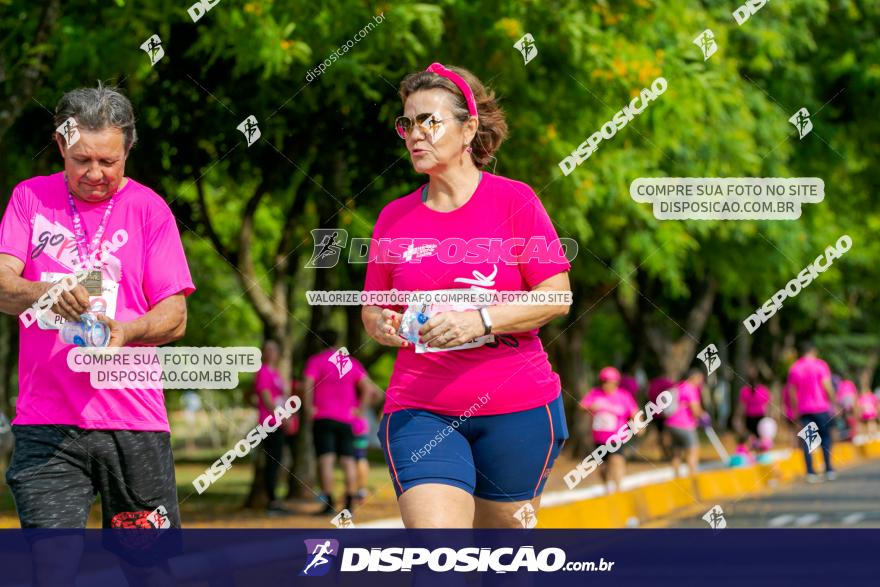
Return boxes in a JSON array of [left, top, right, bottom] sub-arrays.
[[419, 310, 484, 349]]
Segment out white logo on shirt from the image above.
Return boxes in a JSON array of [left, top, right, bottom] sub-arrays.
[[453, 265, 498, 290], [30, 213, 124, 281]]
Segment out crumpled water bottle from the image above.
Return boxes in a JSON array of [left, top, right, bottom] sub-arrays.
[[397, 303, 431, 345], [60, 299, 110, 347]]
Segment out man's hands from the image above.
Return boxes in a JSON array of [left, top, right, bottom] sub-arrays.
[[95, 314, 128, 348], [42, 280, 90, 322]]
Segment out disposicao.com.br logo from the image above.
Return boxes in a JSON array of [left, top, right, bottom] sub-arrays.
[[299, 539, 614, 574]]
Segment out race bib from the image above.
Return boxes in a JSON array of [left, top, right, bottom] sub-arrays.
[[592, 412, 618, 432], [37, 271, 118, 330], [416, 334, 494, 354]]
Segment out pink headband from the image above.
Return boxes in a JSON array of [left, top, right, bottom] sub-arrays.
[[425, 62, 478, 119]]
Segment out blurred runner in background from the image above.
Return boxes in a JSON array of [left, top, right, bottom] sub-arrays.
[[857, 385, 878, 436], [579, 367, 639, 493], [304, 329, 377, 515], [352, 377, 384, 504], [785, 340, 836, 482], [619, 373, 640, 402], [648, 375, 675, 459], [666, 368, 704, 478], [252, 340, 292, 516], [836, 377, 858, 441], [736, 366, 771, 450]]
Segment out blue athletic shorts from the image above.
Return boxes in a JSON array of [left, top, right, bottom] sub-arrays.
[[378, 394, 568, 502]]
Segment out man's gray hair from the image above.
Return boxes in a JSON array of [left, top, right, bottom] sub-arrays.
[[54, 82, 138, 151]]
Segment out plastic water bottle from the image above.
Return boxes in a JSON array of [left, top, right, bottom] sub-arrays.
[[398, 303, 431, 344], [60, 299, 110, 347]]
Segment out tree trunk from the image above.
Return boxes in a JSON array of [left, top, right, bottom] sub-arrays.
[[289, 151, 348, 499], [731, 303, 752, 428], [643, 280, 718, 380], [859, 349, 879, 392], [546, 281, 615, 458], [288, 261, 328, 499], [546, 311, 589, 459]]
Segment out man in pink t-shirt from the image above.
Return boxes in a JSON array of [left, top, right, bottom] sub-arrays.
[[0, 87, 194, 535], [666, 369, 704, 478], [579, 367, 639, 492], [304, 329, 379, 515], [785, 340, 836, 480]]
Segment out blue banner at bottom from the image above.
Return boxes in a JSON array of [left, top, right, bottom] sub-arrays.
[[0, 529, 873, 586]]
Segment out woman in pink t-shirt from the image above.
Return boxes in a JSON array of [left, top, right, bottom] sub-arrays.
[[837, 378, 859, 441], [666, 368, 704, 478], [362, 64, 571, 528], [579, 367, 639, 493], [736, 372, 771, 446], [857, 387, 878, 435], [251, 340, 291, 515]]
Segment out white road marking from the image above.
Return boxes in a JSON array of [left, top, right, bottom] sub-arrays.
[[794, 513, 820, 526], [842, 512, 865, 525], [768, 514, 795, 527]]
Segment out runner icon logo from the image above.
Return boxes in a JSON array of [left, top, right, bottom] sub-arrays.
[[702, 505, 727, 530], [140, 34, 164, 66], [697, 344, 721, 376], [798, 421, 821, 454], [514, 33, 538, 65], [789, 107, 813, 139], [237, 115, 261, 147], [693, 29, 717, 60], [513, 503, 538, 529], [147, 505, 171, 529], [301, 539, 340, 576], [329, 347, 352, 378], [56, 117, 80, 148], [331, 509, 355, 528]]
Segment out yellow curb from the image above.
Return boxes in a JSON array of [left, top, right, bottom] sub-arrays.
[[776, 451, 806, 481], [538, 441, 880, 529], [860, 439, 880, 458], [833, 442, 856, 466], [694, 465, 766, 501], [632, 478, 697, 520], [538, 491, 639, 528]]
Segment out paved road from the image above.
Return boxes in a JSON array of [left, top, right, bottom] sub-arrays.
[[661, 458, 880, 528]]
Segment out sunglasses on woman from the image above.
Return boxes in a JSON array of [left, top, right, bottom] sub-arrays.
[[394, 112, 456, 140]]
